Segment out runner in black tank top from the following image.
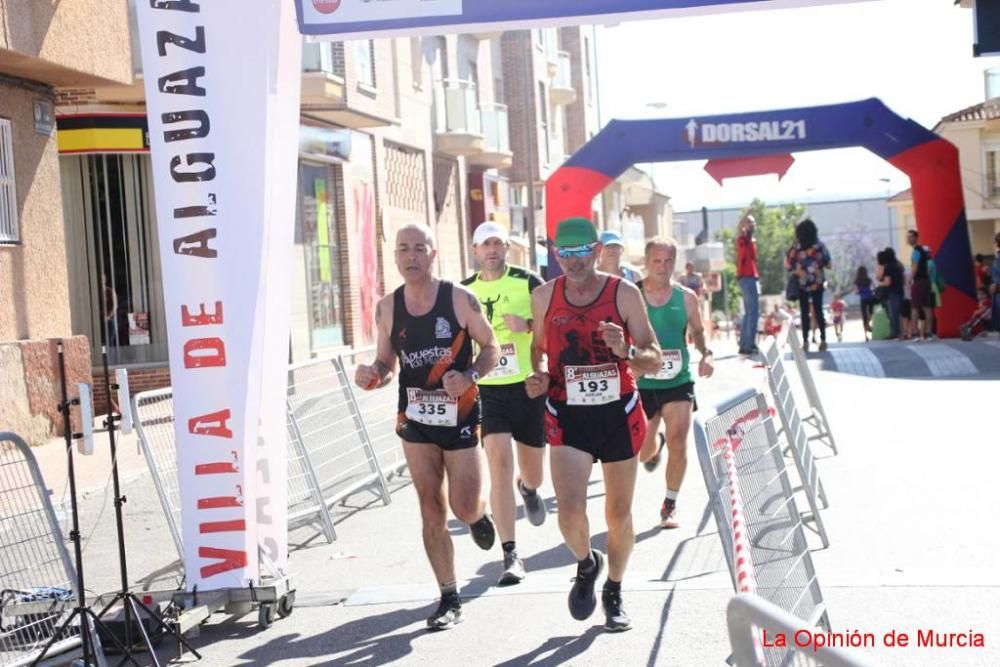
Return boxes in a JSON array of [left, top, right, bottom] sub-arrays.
[[391, 281, 481, 449]]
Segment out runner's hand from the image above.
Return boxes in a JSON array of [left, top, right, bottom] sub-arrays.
[[525, 371, 550, 399], [502, 314, 531, 333], [597, 321, 627, 358], [355, 364, 380, 391], [442, 370, 472, 397], [698, 356, 714, 379]]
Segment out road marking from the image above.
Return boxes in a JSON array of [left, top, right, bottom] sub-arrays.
[[906, 343, 977, 377], [827, 347, 885, 378]]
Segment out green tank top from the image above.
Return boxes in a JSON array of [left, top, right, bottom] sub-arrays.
[[637, 284, 691, 389], [461, 265, 542, 386]]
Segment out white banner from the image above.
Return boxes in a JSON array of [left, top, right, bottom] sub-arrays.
[[134, 0, 299, 590]]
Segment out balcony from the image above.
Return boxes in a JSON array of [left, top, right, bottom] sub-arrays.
[[549, 51, 576, 106], [468, 103, 512, 169], [300, 42, 391, 128], [433, 79, 484, 157]]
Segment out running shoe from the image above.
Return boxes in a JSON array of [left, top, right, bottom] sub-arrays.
[[470, 513, 496, 551], [568, 550, 604, 620], [497, 550, 526, 586], [601, 588, 632, 632], [518, 479, 548, 527], [643, 434, 665, 473], [659, 498, 679, 529], [427, 594, 463, 630], [819, 341, 828, 352]]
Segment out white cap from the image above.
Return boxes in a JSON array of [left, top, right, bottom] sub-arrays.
[[472, 222, 510, 246]]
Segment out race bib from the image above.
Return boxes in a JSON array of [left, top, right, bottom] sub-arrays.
[[565, 364, 620, 406], [650, 350, 683, 380], [488, 343, 521, 379], [405, 389, 458, 426]]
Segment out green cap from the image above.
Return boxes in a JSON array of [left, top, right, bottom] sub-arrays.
[[554, 217, 598, 247]]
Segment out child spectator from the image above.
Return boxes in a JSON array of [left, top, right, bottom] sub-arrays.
[[830, 293, 847, 342]]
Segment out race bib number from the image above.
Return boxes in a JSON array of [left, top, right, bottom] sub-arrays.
[[405, 389, 458, 426], [488, 343, 521, 379], [650, 350, 683, 380], [565, 364, 620, 406]]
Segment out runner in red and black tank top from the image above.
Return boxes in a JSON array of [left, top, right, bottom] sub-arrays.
[[545, 275, 638, 402], [391, 281, 480, 449]]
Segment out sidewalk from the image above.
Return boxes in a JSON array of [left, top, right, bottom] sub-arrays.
[[22, 320, 1000, 666]]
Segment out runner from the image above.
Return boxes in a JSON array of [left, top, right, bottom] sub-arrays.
[[462, 222, 548, 587], [354, 223, 499, 631], [634, 238, 714, 529], [526, 217, 662, 632]]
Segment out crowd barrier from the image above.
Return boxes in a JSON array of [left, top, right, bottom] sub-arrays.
[[0, 432, 92, 667], [727, 594, 877, 667], [785, 324, 839, 455], [694, 388, 830, 656], [762, 337, 830, 548], [134, 351, 406, 563]]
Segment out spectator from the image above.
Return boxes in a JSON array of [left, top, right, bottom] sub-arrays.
[[854, 266, 878, 340], [679, 262, 705, 299], [875, 247, 904, 340], [992, 233, 1000, 335], [736, 214, 760, 355], [905, 230, 936, 341], [598, 230, 641, 283], [830, 293, 847, 342], [974, 254, 992, 291], [960, 287, 992, 340], [785, 218, 831, 352]]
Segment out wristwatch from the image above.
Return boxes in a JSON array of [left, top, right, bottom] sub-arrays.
[[624, 344, 637, 361], [466, 368, 481, 384]]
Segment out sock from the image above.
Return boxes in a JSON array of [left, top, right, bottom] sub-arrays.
[[664, 488, 679, 502], [603, 578, 622, 593], [519, 479, 536, 496], [440, 581, 458, 598], [502, 541, 516, 556], [577, 550, 596, 574]]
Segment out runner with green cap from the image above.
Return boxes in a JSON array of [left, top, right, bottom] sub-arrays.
[[526, 216, 662, 632]]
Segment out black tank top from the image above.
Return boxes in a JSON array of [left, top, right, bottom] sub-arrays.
[[391, 281, 477, 419]]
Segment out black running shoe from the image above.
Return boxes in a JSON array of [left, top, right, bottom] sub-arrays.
[[470, 513, 496, 551], [602, 588, 632, 632], [427, 594, 463, 631], [568, 550, 604, 620], [518, 479, 548, 527], [497, 550, 526, 586], [643, 434, 665, 473]]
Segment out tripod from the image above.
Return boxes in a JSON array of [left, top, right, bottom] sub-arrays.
[[31, 342, 130, 666], [91, 344, 201, 666]]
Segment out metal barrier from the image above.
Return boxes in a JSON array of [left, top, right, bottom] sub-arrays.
[[135, 351, 404, 561], [0, 432, 91, 666], [694, 389, 829, 641], [728, 593, 878, 667], [785, 324, 838, 455], [762, 337, 830, 548]]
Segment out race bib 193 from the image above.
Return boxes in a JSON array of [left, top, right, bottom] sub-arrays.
[[565, 364, 620, 406], [650, 350, 683, 380], [488, 342, 520, 379], [405, 388, 458, 426]]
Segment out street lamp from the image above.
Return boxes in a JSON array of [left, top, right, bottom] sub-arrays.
[[879, 177, 893, 250]]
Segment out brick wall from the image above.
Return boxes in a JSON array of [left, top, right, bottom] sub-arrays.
[[501, 31, 536, 184], [341, 39, 398, 123], [91, 364, 171, 415]]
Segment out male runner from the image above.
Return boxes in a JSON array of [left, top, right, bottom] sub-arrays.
[[355, 223, 499, 630], [635, 238, 714, 529], [462, 222, 548, 586], [526, 217, 661, 632]]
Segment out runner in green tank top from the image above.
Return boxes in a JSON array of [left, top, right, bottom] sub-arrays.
[[461, 222, 548, 587], [636, 238, 714, 529]]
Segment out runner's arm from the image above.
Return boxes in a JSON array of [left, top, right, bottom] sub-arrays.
[[355, 294, 397, 390], [456, 285, 500, 379], [524, 283, 553, 399], [617, 282, 662, 376], [684, 289, 714, 378]]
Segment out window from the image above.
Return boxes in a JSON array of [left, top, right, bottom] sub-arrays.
[[538, 82, 549, 165], [298, 162, 345, 350], [356, 40, 376, 88], [0, 118, 18, 244], [986, 146, 1000, 199]]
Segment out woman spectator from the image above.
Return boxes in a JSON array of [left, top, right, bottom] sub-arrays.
[[854, 266, 878, 340], [876, 248, 904, 340], [786, 219, 831, 352]]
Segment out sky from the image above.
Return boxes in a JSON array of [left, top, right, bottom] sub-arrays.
[[595, 0, 1000, 212]]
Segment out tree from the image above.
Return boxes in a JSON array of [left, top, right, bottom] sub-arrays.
[[823, 221, 881, 296], [714, 199, 804, 313]]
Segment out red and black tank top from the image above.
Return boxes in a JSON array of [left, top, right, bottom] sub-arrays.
[[544, 275, 637, 404], [390, 281, 478, 419]]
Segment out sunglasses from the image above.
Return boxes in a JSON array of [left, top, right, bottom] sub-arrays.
[[556, 242, 599, 259]]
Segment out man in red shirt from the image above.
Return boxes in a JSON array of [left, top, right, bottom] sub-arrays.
[[736, 214, 760, 355]]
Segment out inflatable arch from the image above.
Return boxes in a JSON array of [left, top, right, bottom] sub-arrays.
[[545, 98, 975, 337]]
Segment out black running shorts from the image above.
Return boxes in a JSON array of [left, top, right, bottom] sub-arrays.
[[543, 392, 646, 463], [479, 382, 546, 448], [639, 382, 698, 419], [396, 416, 480, 450]]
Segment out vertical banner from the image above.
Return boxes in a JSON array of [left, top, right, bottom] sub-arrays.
[[134, 0, 299, 590]]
